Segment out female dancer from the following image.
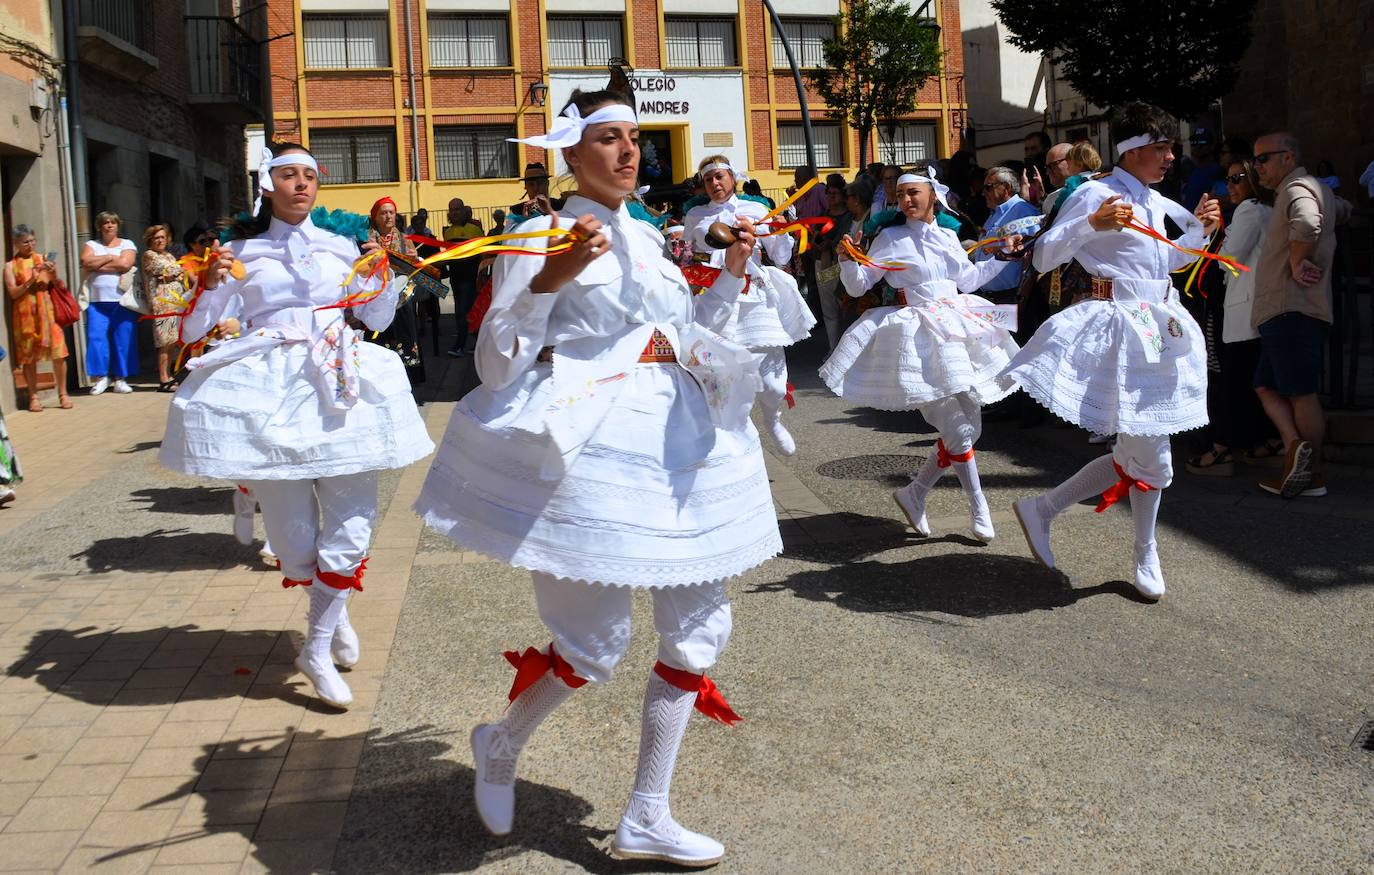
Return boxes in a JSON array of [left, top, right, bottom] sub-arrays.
[[682, 156, 816, 455], [822, 169, 1021, 541], [160, 142, 433, 708], [414, 88, 780, 866]]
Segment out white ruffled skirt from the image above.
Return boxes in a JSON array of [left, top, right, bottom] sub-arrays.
[[161, 339, 433, 480], [1004, 276, 1208, 436], [729, 266, 815, 349], [414, 362, 782, 588], [820, 294, 1020, 410]]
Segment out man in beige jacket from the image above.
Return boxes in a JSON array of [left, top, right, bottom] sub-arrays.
[[1250, 132, 1348, 498]]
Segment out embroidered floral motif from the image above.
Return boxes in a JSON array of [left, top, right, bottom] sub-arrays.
[[1166, 317, 1184, 338]]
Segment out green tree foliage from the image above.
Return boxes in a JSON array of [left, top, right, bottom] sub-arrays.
[[989, 0, 1258, 119], [806, 0, 942, 169]]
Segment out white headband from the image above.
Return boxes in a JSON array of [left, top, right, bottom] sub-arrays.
[[1115, 134, 1166, 158], [896, 168, 950, 211], [254, 147, 319, 213], [699, 161, 750, 184], [509, 102, 638, 150]]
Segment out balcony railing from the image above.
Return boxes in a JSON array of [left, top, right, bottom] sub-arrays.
[[186, 15, 264, 121], [78, 0, 151, 51]]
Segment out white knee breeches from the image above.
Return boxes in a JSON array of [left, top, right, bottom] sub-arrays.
[[917, 392, 984, 455], [756, 347, 789, 414], [1113, 433, 1173, 489], [247, 473, 378, 581], [531, 573, 732, 685]]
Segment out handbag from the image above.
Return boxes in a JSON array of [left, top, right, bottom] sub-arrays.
[[119, 268, 151, 315], [49, 279, 82, 327]]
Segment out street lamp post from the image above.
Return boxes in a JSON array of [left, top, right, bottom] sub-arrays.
[[761, 0, 817, 181]]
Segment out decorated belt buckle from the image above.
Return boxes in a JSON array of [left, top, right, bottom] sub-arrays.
[[1090, 277, 1113, 301], [639, 329, 676, 363]]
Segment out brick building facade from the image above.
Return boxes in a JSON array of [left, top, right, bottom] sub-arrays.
[[264, 0, 967, 220]]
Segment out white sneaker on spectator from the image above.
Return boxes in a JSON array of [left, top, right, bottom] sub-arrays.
[[89, 377, 109, 395], [0, 487, 15, 508], [111, 379, 133, 394]]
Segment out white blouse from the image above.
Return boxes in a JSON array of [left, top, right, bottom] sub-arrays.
[[1033, 166, 1208, 280], [1219, 197, 1273, 343], [682, 195, 795, 275], [840, 216, 1013, 300]]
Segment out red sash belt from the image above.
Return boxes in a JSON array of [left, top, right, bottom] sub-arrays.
[[281, 556, 369, 591], [654, 661, 742, 726], [1096, 462, 1153, 512], [935, 439, 974, 469]]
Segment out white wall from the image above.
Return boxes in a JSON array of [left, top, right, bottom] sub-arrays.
[[959, 0, 1048, 162]]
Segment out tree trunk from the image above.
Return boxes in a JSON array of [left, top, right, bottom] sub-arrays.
[[857, 124, 870, 170]]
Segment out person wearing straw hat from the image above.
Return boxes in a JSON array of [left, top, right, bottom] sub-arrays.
[[507, 162, 565, 229], [414, 84, 779, 867], [160, 141, 433, 708], [1006, 102, 1221, 601], [822, 166, 1022, 542], [682, 154, 816, 456]]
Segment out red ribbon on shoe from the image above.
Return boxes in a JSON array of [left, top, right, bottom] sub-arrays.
[[317, 556, 369, 592], [784, 382, 796, 409], [653, 661, 742, 726], [935, 439, 975, 469], [503, 644, 588, 703], [1096, 462, 1154, 512]]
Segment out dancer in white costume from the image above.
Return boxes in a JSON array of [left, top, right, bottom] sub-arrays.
[[1006, 102, 1221, 600], [413, 88, 780, 866], [822, 169, 1021, 541], [682, 155, 816, 455], [161, 143, 434, 707]]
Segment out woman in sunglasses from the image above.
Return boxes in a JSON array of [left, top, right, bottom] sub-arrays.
[[1187, 158, 1279, 475]]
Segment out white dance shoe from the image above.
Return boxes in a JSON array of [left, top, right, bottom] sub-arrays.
[[1013, 498, 1055, 569], [612, 807, 725, 868], [1132, 543, 1166, 600], [331, 603, 360, 668], [297, 585, 353, 709], [294, 652, 353, 709], [767, 414, 796, 457], [470, 723, 517, 835], [893, 483, 931, 537], [968, 491, 995, 543]]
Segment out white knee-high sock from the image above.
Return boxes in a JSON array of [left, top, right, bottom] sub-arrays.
[[909, 451, 945, 495], [1129, 485, 1163, 556], [624, 670, 698, 832], [1037, 455, 1120, 518], [301, 584, 352, 704], [951, 456, 983, 497], [499, 672, 574, 753]]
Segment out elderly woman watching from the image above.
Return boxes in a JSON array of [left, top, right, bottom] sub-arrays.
[[4, 224, 70, 411], [80, 211, 139, 395], [143, 224, 186, 391]]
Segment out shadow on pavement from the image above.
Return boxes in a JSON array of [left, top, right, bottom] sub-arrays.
[[336, 726, 643, 874], [6, 624, 313, 708], [129, 486, 236, 516], [72, 529, 251, 573], [756, 553, 1131, 618], [117, 439, 163, 454]]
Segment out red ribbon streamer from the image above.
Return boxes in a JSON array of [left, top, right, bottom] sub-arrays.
[[1124, 217, 1248, 275], [1096, 462, 1154, 512], [653, 661, 742, 726], [503, 644, 588, 703], [935, 439, 974, 469], [784, 382, 796, 409]]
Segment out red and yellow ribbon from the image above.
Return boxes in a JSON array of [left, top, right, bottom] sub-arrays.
[[1124, 216, 1247, 278], [840, 237, 906, 271]]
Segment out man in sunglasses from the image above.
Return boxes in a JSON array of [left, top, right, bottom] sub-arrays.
[[1249, 132, 1349, 499], [1005, 102, 1220, 602]]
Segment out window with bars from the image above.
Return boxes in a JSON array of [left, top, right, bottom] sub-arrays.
[[665, 17, 737, 68], [310, 129, 398, 185], [777, 123, 843, 169], [434, 125, 518, 180], [880, 122, 938, 165], [428, 15, 510, 67], [771, 18, 834, 69], [303, 15, 389, 69], [547, 17, 623, 67]]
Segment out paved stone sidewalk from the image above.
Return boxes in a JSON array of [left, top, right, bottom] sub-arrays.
[[0, 386, 456, 873]]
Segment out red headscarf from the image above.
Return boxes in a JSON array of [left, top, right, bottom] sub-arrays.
[[370, 196, 397, 221]]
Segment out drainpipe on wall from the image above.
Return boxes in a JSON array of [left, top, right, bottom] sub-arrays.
[[402, 0, 420, 215], [56, 0, 91, 385]]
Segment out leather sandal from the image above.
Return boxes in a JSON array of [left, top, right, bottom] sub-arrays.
[[27, 397, 42, 412], [1186, 446, 1234, 476], [58, 395, 73, 409]]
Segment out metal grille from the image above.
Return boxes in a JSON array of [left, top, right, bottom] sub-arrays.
[[816, 454, 925, 482], [665, 18, 737, 68], [778, 123, 843, 169], [303, 14, 389, 69], [771, 17, 833, 68], [185, 15, 261, 107], [310, 129, 398, 185], [434, 126, 517, 181], [428, 15, 509, 67], [548, 16, 623, 67], [78, 0, 150, 50], [881, 123, 938, 165]]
